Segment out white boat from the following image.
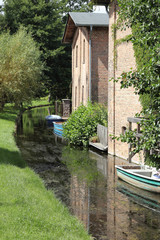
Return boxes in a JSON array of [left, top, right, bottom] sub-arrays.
[[115, 165, 160, 193], [45, 115, 62, 121], [45, 115, 62, 127]]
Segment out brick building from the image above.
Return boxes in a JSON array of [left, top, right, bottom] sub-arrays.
[[62, 11, 109, 110], [63, 1, 142, 162], [107, 0, 142, 161]]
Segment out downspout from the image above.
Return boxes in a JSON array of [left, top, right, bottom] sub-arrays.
[[113, 1, 116, 156], [89, 25, 93, 102]]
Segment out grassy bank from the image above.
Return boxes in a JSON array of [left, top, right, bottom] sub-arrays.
[[0, 103, 92, 240], [30, 96, 51, 107]]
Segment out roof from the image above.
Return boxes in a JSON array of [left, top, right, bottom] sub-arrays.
[[62, 12, 109, 44], [69, 12, 109, 27]]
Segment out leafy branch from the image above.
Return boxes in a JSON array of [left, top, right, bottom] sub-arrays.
[[112, 0, 160, 164]]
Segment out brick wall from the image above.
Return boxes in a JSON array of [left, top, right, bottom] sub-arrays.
[[91, 27, 108, 104], [72, 27, 89, 110], [72, 26, 108, 110], [108, 0, 142, 161]]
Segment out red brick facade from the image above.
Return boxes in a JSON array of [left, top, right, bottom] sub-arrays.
[[72, 26, 108, 110], [92, 27, 108, 103]]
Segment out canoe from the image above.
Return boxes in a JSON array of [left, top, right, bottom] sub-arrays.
[[115, 165, 160, 193]]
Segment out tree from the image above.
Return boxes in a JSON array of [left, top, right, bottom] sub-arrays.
[[0, 27, 44, 109], [62, 0, 91, 13], [2, 0, 91, 101], [2, 0, 69, 100], [0, 14, 6, 33]]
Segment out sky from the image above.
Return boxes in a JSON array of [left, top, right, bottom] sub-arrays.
[[0, 0, 3, 5]]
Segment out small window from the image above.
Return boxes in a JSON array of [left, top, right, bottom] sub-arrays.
[[83, 39, 85, 64], [76, 45, 78, 67], [122, 126, 127, 135], [75, 86, 77, 107], [82, 85, 84, 104]]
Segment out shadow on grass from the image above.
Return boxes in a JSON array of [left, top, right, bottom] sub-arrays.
[[0, 148, 26, 168]]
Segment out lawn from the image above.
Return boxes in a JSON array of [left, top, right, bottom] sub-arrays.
[[0, 103, 92, 240], [30, 96, 51, 107]]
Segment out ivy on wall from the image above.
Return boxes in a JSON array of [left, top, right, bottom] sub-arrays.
[[112, 0, 160, 165]]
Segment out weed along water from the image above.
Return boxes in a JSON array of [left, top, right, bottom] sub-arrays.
[[16, 107, 160, 240]]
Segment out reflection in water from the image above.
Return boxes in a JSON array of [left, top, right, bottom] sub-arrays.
[[16, 107, 160, 240]]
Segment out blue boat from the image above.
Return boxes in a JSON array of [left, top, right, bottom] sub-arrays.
[[53, 121, 64, 137], [115, 165, 160, 193]]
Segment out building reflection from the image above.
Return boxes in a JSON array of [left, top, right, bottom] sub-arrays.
[[70, 176, 89, 230], [69, 152, 160, 240]]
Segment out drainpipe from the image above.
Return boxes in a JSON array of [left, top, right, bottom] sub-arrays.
[[89, 25, 93, 102], [113, 2, 116, 156]]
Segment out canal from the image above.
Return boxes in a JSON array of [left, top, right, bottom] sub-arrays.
[[16, 107, 160, 240]]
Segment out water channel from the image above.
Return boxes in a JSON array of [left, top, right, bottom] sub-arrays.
[[16, 107, 160, 240]]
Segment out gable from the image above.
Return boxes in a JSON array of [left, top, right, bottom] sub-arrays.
[[62, 12, 109, 44]]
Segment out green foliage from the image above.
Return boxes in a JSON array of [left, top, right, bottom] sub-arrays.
[[2, 0, 69, 100], [0, 13, 6, 33], [63, 102, 108, 146], [113, 116, 160, 166], [0, 28, 44, 108], [2, 0, 91, 101], [89, 135, 99, 143], [117, 0, 160, 112], [92, 102, 108, 127], [62, 0, 92, 14], [113, 0, 160, 163], [111, 20, 132, 68], [30, 96, 50, 107]]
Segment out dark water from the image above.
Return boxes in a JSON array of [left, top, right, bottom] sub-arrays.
[[16, 107, 160, 240]]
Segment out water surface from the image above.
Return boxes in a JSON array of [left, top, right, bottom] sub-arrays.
[[16, 107, 160, 240]]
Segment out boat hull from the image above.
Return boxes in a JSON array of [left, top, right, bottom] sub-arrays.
[[53, 122, 64, 137], [116, 166, 160, 193]]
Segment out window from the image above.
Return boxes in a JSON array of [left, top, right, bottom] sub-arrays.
[[83, 39, 85, 64], [76, 45, 78, 67], [82, 85, 84, 104], [75, 86, 77, 107], [122, 126, 127, 135]]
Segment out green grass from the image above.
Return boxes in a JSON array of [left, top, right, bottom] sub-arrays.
[[30, 96, 51, 107], [0, 104, 92, 240]]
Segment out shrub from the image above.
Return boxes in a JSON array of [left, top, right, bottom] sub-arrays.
[[63, 102, 107, 147]]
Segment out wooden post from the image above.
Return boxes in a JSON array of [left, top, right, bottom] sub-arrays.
[[128, 121, 132, 163], [62, 99, 71, 118], [127, 117, 142, 163], [55, 101, 58, 115]]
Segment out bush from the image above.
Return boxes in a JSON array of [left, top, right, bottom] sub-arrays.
[[63, 102, 107, 146]]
